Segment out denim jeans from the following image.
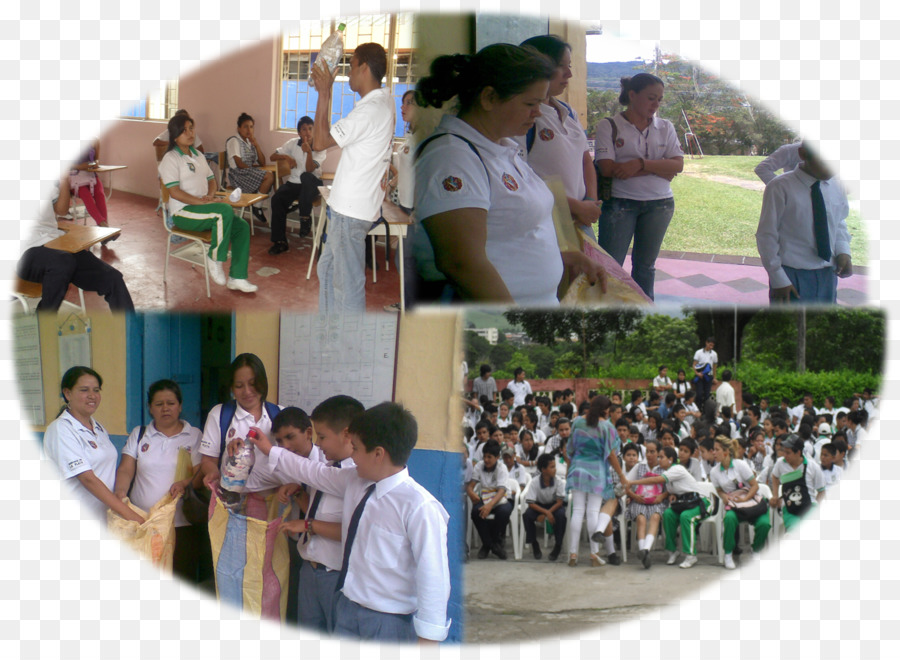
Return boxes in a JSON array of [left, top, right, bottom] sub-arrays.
[[318, 207, 370, 313], [598, 196, 676, 300], [776, 265, 837, 304]]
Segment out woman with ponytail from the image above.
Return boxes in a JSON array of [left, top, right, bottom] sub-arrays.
[[414, 44, 607, 305]]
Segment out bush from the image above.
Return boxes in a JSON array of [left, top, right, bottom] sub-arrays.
[[733, 363, 881, 405]]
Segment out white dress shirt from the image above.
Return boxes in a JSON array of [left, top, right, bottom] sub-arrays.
[[755, 166, 851, 289], [754, 142, 801, 184], [267, 447, 451, 641], [298, 447, 352, 571]]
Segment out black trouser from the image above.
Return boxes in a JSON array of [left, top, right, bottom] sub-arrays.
[[18, 246, 134, 311], [270, 172, 323, 243], [471, 500, 513, 548], [173, 524, 214, 589], [523, 505, 567, 547]]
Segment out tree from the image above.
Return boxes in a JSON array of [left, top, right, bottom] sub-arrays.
[[619, 314, 698, 369], [464, 331, 492, 370], [689, 308, 759, 366], [528, 344, 557, 378], [586, 88, 622, 136], [489, 342, 515, 370]]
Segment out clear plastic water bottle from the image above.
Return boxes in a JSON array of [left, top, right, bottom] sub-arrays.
[[220, 428, 258, 510], [308, 23, 346, 90]]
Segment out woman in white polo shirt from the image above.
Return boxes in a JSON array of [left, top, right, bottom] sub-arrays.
[[594, 73, 685, 300], [43, 366, 145, 525], [415, 44, 607, 305], [114, 380, 207, 583], [158, 113, 257, 293]]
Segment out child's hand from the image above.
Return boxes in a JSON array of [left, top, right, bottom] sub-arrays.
[[246, 427, 274, 455], [279, 519, 307, 536], [202, 469, 220, 491], [226, 438, 244, 457], [479, 504, 493, 518], [278, 483, 301, 504]]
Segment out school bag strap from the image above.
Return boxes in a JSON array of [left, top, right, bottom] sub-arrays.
[[217, 400, 280, 469], [126, 425, 148, 499], [526, 100, 577, 154], [595, 116, 619, 201], [415, 132, 490, 181]]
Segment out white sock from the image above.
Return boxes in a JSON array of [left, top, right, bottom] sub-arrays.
[[596, 512, 611, 538], [645, 534, 655, 550], [604, 533, 615, 555]]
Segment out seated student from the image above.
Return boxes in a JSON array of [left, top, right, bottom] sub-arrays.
[[656, 428, 677, 453], [462, 391, 483, 431], [535, 396, 552, 434], [496, 403, 513, 429], [645, 390, 661, 416], [818, 443, 843, 489], [607, 402, 623, 427], [248, 402, 451, 642], [697, 436, 717, 481], [467, 439, 512, 560], [620, 442, 642, 480], [18, 175, 134, 311], [757, 434, 785, 491], [502, 425, 518, 451], [830, 436, 850, 472], [267, 116, 327, 254], [515, 429, 542, 477], [483, 403, 499, 427], [625, 445, 710, 569], [501, 446, 528, 489], [469, 420, 491, 466], [768, 434, 826, 532], [683, 391, 701, 425], [622, 439, 667, 569], [500, 388, 515, 411], [522, 454, 567, 561], [671, 404, 691, 439], [544, 416, 572, 462], [657, 392, 676, 421], [745, 430, 769, 475], [678, 438, 704, 482], [152, 109, 207, 154], [644, 412, 661, 443], [276, 398, 363, 634]]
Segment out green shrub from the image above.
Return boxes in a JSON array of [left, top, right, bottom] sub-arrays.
[[733, 363, 881, 405]]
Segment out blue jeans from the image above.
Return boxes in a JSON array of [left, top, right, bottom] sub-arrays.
[[598, 196, 675, 300], [318, 207, 371, 313], [775, 266, 837, 304]]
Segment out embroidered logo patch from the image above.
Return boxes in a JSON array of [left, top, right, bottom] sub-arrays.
[[88, 440, 98, 449], [403, 145, 410, 154], [615, 138, 625, 148], [539, 128, 554, 141], [68, 459, 84, 471], [141, 443, 149, 453], [187, 162, 196, 173], [502, 173, 518, 191], [228, 428, 236, 438], [442, 176, 463, 192]]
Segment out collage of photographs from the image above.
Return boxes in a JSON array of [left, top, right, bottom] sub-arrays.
[[10, 11, 884, 651]]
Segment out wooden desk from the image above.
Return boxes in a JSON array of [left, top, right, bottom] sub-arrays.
[[87, 164, 127, 200], [46, 222, 121, 252], [213, 191, 268, 208]]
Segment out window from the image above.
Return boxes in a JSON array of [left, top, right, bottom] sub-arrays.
[[121, 81, 179, 120], [279, 14, 417, 137]]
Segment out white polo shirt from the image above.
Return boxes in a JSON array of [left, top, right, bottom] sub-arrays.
[[43, 410, 118, 521], [771, 456, 826, 502], [521, 100, 589, 200], [23, 182, 64, 251], [158, 146, 216, 216], [415, 114, 563, 306], [297, 446, 352, 571], [594, 112, 683, 200], [470, 460, 510, 506], [274, 137, 326, 182], [154, 129, 203, 150], [328, 87, 396, 222], [200, 402, 284, 492], [123, 420, 202, 527], [709, 458, 756, 494]]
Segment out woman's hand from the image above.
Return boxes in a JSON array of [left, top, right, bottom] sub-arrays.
[[571, 198, 602, 226], [611, 159, 644, 180], [562, 251, 608, 293], [123, 508, 146, 525], [169, 480, 188, 498]]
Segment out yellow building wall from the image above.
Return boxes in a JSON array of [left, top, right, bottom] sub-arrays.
[[34, 312, 128, 434], [234, 312, 282, 403]]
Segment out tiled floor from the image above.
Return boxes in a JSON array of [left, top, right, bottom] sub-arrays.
[[55, 192, 869, 310], [60, 192, 405, 312]]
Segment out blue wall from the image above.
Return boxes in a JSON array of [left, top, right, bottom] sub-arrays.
[[407, 447, 465, 644]]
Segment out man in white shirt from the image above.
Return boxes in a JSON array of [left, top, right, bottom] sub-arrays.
[[312, 43, 396, 313], [692, 337, 718, 405], [714, 370, 736, 416], [756, 143, 852, 303], [754, 141, 801, 184]]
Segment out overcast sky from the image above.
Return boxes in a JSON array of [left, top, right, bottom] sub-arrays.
[[585, 34, 658, 64]]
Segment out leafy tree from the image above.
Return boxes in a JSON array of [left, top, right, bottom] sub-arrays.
[[504, 351, 537, 381], [529, 344, 557, 378], [586, 88, 622, 136], [618, 314, 698, 370], [464, 331, 493, 370], [489, 342, 515, 369]]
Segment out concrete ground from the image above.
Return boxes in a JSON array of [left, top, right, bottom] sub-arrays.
[[464, 528, 752, 644]]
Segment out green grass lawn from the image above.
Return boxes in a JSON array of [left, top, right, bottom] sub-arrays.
[[601, 156, 870, 264]]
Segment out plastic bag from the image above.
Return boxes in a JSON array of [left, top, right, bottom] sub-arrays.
[[107, 495, 179, 571], [207, 489, 292, 621]]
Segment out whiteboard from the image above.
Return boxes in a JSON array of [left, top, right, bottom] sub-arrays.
[[278, 314, 399, 414]]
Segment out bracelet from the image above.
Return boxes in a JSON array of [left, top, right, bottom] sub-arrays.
[[307, 519, 314, 536], [638, 158, 645, 171]]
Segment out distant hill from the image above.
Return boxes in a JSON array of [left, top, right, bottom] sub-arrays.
[[586, 60, 648, 90]]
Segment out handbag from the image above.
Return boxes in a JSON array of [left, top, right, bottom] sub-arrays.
[[181, 482, 212, 526], [670, 491, 704, 515], [595, 116, 619, 201], [726, 486, 768, 521]]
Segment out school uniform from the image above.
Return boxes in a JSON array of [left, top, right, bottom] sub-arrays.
[[295, 446, 352, 633], [522, 473, 567, 547], [18, 182, 133, 311], [469, 461, 513, 551], [267, 447, 451, 641], [715, 381, 736, 414], [659, 464, 707, 555], [159, 146, 252, 280], [821, 463, 842, 489], [318, 87, 395, 313], [506, 462, 529, 489], [692, 347, 718, 404], [653, 375, 673, 392], [415, 114, 564, 306], [225, 134, 268, 192], [515, 444, 543, 478], [771, 456, 826, 530], [710, 459, 770, 553], [756, 167, 851, 303], [507, 380, 532, 408], [43, 410, 118, 521], [269, 137, 327, 244], [199, 402, 283, 492]]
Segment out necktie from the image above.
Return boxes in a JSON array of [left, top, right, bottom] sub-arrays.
[[302, 460, 340, 543], [811, 180, 831, 261], [335, 483, 376, 592]]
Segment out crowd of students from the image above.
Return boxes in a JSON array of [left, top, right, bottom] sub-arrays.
[[463, 363, 874, 570]]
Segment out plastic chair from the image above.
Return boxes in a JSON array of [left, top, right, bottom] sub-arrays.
[[506, 478, 521, 559], [160, 181, 212, 298], [695, 481, 724, 564], [513, 473, 533, 560]]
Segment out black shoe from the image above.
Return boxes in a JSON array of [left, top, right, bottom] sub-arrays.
[[252, 207, 268, 224], [299, 217, 312, 237], [607, 552, 621, 566], [491, 542, 507, 560], [641, 549, 652, 569], [100, 232, 119, 246], [548, 545, 562, 562], [531, 542, 542, 560], [268, 241, 289, 255], [477, 545, 490, 559]]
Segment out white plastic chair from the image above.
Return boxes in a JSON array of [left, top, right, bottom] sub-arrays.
[[506, 478, 521, 560], [695, 481, 724, 564]]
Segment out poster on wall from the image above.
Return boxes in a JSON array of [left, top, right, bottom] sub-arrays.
[[57, 315, 92, 378], [13, 314, 45, 426], [278, 314, 399, 413]]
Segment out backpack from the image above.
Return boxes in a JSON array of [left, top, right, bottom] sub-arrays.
[[217, 400, 281, 469], [594, 116, 619, 201]]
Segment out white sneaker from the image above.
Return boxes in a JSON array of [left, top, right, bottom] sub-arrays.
[[724, 553, 736, 570], [667, 551, 680, 565], [226, 277, 258, 293], [679, 555, 698, 569], [383, 302, 401, 313], [206, 256, 226, 286]]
